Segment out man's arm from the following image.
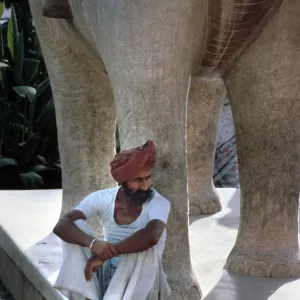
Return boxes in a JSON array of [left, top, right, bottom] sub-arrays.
[[53, 210, 118, 260], [113, 219, 166, 254], [53, 210, 93, 247]]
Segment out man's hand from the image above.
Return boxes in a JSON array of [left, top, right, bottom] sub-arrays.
[[90, 240, 118, 261], [84, 256, 104, 281]]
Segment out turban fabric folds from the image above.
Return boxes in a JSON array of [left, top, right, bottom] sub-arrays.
[[110, 140, 156, 183]]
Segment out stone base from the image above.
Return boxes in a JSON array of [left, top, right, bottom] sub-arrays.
[[0, 243, 45, 300], [0, 190, 63, 300], [0, 226, 63, 300]]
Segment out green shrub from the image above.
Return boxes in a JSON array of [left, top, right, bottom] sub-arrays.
[[0, 0, 61, 189]]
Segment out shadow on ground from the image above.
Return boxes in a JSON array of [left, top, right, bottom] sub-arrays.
[[203, 269, 297, 300], [217, 189, 240, 230], [189, 189, 240, 229]]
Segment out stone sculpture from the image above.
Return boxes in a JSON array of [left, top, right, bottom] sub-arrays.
[[28, 0, 300, 298]]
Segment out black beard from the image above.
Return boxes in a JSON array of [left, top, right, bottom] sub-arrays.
[[122, 183, 153, 205]]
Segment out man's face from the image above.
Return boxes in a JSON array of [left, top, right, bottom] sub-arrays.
[[123, 170, 153, 205]]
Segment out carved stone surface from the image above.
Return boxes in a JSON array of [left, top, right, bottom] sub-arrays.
[[29, 1, 116, 215], [224, 0, 300, 277], [200, 0, 283, 70], [29, 0, 206, 298], [28, 0, 300, 299], [187, 75, 225, 214], [90, 2, 205, 296]]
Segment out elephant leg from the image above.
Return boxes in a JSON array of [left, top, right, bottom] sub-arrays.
[[224, 0, 300, 277], [82, 1, 205, 298], [29, 1, 116, 215], [187, 75, 225, 214]]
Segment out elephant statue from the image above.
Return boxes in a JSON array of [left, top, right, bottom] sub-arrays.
[[28, 0, 300, 299]]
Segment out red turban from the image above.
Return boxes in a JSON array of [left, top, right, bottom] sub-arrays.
[[110, 140, 156, 183]]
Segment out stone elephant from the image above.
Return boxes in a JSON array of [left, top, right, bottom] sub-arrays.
[[28, 0, 300, 299]]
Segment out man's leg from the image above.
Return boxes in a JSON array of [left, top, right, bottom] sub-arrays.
[[104, 247, 170, 300], [187, 75, 225, 214], [54, 220, 113, 300]]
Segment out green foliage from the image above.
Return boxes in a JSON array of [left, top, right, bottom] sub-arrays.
[[0, 0, 61, 189], [0, 2, 4, 17]]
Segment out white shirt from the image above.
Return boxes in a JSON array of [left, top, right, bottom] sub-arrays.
[[75, 186, 170, 258]]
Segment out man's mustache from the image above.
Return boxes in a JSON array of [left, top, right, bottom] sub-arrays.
[[134, 189, 152, 197]]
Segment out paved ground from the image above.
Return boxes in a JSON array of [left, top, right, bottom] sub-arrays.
[[0, 188, 300, 300], [189, 189, 300, 299]]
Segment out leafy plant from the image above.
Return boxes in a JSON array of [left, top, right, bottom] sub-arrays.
[[0, 1, 61, 189]]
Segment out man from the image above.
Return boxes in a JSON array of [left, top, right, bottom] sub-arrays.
[[53, 141, 171, 300]]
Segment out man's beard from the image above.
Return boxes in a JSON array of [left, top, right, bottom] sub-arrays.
[[122, 183, 153, 205]]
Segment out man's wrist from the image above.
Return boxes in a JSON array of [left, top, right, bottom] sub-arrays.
[[113, 243, 121, 255], [89, 238, 97, 250], [84, 236, 95, 248]]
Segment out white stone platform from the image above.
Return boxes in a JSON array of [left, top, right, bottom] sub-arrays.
[[0, 188, 299, 299]]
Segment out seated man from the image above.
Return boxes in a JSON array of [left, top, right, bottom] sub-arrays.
[[53, 141, 171, 300]]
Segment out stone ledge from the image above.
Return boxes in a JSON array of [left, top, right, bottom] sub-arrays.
[[0, 223, 63, 300]]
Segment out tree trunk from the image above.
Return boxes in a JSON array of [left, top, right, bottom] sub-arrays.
[[29, 0, 116, 215], [82, 1, 205, 298], [187, 75, 225, 214], [224, 0, 300, 277]]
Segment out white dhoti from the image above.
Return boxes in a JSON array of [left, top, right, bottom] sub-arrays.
[[53, 220, 171, 300]]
